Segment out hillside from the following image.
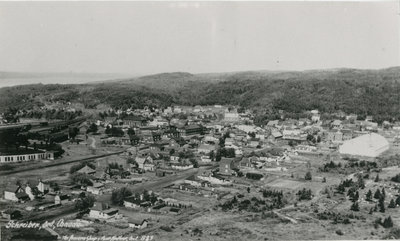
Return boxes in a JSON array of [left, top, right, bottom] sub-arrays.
[[1, 67, 400, 121]]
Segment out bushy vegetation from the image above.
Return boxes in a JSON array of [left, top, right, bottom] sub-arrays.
[[2, 68, 400, 123], [246, 172, 263, 180], [297, 188, 313, 201], [111, 187, 132, 206], [75, 192, 95, 211], [317, 211, 363, 224], [70, 173, 93, 186], [391, 173, 400, 183], [220, 190, 286, 212]]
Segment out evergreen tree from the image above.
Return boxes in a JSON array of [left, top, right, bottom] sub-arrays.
[[357, 175, 365, 189], [350, 201, 360, 211], [304, 171, 312, 180], [374, 189, 381, 199], [388, 199, 396, 208], [366, 190, 373, 201], [382, 216, 393, 228], [379, 196, 385, 213], [374, 174, 380, 182], [381, 188, 386, 199], [353, 191, 359, 202], [336, 183, 345, 194]]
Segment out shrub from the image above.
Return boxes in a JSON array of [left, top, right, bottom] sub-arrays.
[[304, 171, 312, 180], [336, 230, 344, 236], [246, 173, 263, 180], [391, 174, 400, 183]]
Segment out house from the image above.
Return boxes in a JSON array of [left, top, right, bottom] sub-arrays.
[[239, 157, 253, 168], [76, 165, 96, 175], [197, 144, 216, 155], [37, 180, 50, 194], [123, 115, 147, 127], [123, 196, 141, 209], [178, 125, 204, 136], [55, 194, 70, 205], [87, 182, 104, 195], [219, 158, 235, 175], [225, 138, 234, 146], [155, 168, 176, 177], [135, 157, 155, 171], [248, 139, 260, 148], [266, 120, 279, 128], [104, 117, 117, 127], [128, 218, 148, 229], [24, 184, 35, 200], [170, 155, 180, 162], [331, 120, 343, 129], [270, 131, 283, 140], [295, 145, 317, 154], [89, 202, 119, 219], [200, 156, 212, 163], [1, 209, 22, 220], [4, 185, 29, 202], [171, 163, 194, 171], [311, 114, 321, 123], [224, 112, 240, 122], [203, 135, 219, 144]]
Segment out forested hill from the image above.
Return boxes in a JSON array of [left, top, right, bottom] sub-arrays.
[[1, 67, 400, 121]]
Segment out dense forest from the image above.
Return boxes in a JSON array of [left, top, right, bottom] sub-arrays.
[[1, 67, 399, 121]]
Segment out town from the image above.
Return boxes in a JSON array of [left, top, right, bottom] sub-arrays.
[[1, 104, 399, 240]]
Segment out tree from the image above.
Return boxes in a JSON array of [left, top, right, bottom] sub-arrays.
[[379, 196, 385, 213], [388, 199, 396, 208], [352, 191, 359, 202], [350, 201, 360, 211], [127, 128, 135, 136], [382, 216, 394, 228], [381, 188, 386, 199], [357, 174, 365, 189], [189, 158, 199, 168], [87, 123, 98, 134], [391, 174, 400, 183], [366, 190, 373, 202], [111, 187, 132, 206], [374, 174, 380, 182], [70, 173, 93, 186], [75, 193, 95, 211], [322, 177, 326, 183], [209, 150, 215, 161], [304, 171, 312, 181], [374, 189, 381, 199], [247, 187, 250, 193]]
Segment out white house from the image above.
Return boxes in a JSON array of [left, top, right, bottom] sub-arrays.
[[128, 219, 148, 229], [87, 183, 104, 195], [4, 185, 29, 202], [89, 202, 119, 219]]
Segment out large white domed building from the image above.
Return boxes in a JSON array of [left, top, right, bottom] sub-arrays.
[[339, 133, 389, 158]]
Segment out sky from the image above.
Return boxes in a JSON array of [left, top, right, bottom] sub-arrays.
[[0, 1, 399, 75]]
